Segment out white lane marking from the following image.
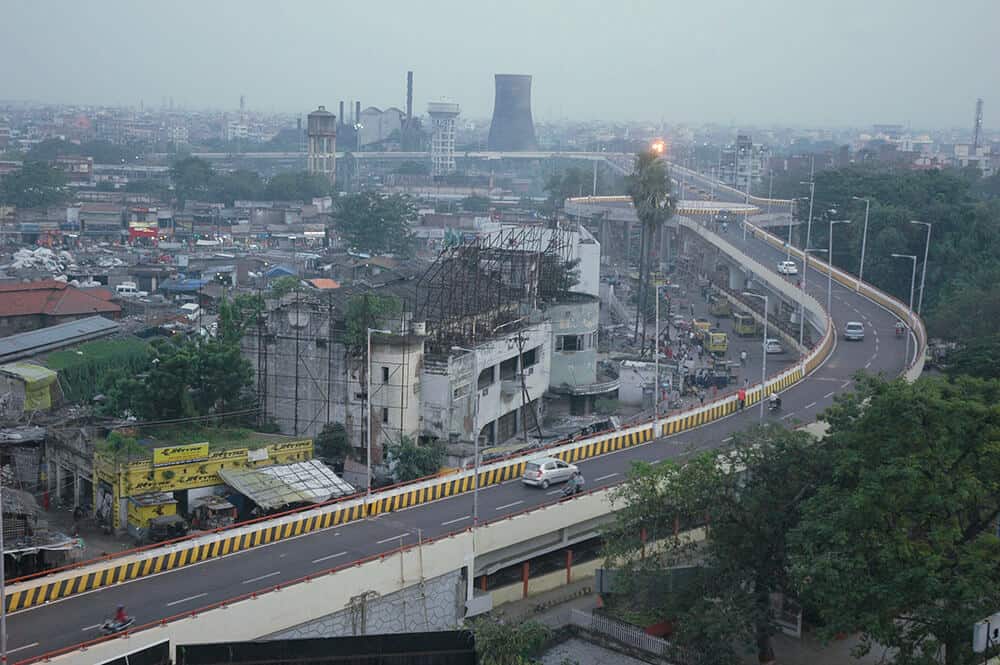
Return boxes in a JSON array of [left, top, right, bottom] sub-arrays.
[[651, 459, 662, 464], [594, 473, 619, 482], [841, 381, 851, 388], [82, 624, 101, 632], [441, 515, 470, 526], [8, 643, 40, 654], [279, 553, 287, 558], [865, 361, 872, 368], [242, 571, 281, 585], [376, 534, 408, 545], [781, 413, 796, 420], [805, 402, 817, 409], [722, 437, 733, 442], [311, 551, 347, 564], [496, 500, 524, 511], [824, 391, 835, 399], [546, 489, 563, 496], [166, 592, 207, 607]]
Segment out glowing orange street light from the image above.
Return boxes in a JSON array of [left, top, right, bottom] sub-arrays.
[[650, 139, 666, 155]]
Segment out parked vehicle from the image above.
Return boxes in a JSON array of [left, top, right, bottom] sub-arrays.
[[522, 457, 578, 489], [844, 321, 866, 341], [777, 260, 799, 275], [147, 514, 189, 543]]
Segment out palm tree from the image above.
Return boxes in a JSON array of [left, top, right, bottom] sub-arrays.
[[626, 149, 675, 349]]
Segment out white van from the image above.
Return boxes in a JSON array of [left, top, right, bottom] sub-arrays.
[[180, 303, 201, 321], [115, 282, 138, 296]]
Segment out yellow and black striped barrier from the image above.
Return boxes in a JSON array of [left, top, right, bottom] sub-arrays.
[[4, 361, 820, 613]]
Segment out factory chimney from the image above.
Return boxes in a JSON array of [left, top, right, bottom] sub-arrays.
[[488, 74, 537, 151]]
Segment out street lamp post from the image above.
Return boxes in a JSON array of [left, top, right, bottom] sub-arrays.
[[654, 284, 667, 418], [366, 327, 392, 500], [852, 197, 871, 290], [800, 180, 816, 251], [743, 291, 768, 420], [827, 220, 852, 320], [799, 248, 828, 347], [911, 220, 932, 315], [451, 346, 480, 527], [891, 253, 918, 367]]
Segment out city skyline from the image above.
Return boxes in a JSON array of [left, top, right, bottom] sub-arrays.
[[2, 0, 998, 129]]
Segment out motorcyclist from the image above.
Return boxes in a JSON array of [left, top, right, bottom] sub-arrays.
[[114, 605, 128, 625], [895, 321, 905, 336], [768, 392, 781, 410], [565, 470, 584, 495]]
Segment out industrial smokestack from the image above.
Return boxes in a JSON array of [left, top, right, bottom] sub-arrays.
[[406, 71, 414, 121], [355, 101, 361, 126], [488, 74, 537, 151], [339, 101, 345, 126]]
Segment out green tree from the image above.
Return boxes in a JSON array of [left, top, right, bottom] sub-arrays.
[[789, 375, 1000, 665], [264, 171, 332, 201], [170, 156, 214, 206], [269, 276, 301, 300], [343, 293, 402, 355], [626, 149, 674, 346], [315, 422, 352, 466], [944, 334, 1000, 379], [0, 161, 69, 208], [471, 618, 550, 665], [335, 191, 417, 256], [604, 425, 827, 664], [209, 169, 264, 204], [544, 167, 590, 210], [388, 436, 445, 482], [461, 194, 491, 213]]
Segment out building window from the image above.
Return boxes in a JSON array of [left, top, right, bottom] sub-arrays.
[[557, 334, 583, 352], [382, 407, 389, 424], [521, 346, 539, 368], [382, 366, 390, 383]]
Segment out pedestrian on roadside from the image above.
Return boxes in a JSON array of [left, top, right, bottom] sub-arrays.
[[698, 390, 705, 406], [690, 302, 696, 316], [738, 386, 747, 410], [740, 349, 747, 366]]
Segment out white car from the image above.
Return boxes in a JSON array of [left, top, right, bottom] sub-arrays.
[[764, 338, 785, 354], [844, 321, 865, 341], [777, 260, 799, 275], [522, 457, 578, 489]]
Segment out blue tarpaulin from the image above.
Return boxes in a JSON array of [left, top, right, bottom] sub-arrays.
[[266, 265, 296, 278], [160, 278, 209, 293]]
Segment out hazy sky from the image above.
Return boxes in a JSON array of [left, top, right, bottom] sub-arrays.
[[3, 0, 998, 128]]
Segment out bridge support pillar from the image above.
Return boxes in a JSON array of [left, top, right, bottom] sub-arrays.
[[565, 550, 573, 585], [521, 562, 530, 599]]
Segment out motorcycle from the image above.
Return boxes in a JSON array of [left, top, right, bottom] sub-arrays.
[[562, 478, 584, 497], [100, 616, 134, 635], [895, 322, 905, 338], [768, 397, 782, 413]]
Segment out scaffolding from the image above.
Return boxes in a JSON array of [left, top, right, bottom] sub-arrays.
[[417, 223, 574, 354]]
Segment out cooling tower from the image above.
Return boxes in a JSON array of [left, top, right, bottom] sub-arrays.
[[488, 74, 537, 151]]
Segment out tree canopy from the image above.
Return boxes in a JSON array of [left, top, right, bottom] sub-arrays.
[[604, 425, 827, 664], [334, 191, 416, 256], [388, 437, 445, 482], [0, 161, 69, 208], [169, 156, 331, 206], [789, 375, 1000, 665]]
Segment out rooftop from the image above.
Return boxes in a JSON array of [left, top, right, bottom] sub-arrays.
[[0, 280, 120, 319], [0, 315, 119, 363]]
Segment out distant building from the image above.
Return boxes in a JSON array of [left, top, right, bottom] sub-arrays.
[[719, 134, 768, 193], [358, 107, 404, 149], [488, 74, 537, 151], [427, 101, 460, 176], [0, 280, 120, 336], [307, 106, 337, 187]]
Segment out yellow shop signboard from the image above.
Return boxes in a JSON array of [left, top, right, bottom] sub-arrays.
[[152, 443, 210, 467]]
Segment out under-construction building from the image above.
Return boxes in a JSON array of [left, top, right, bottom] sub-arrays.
[[243, 220, 607, 465]]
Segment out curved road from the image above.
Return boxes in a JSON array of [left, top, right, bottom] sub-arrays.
[[6, 215, 909, 662]]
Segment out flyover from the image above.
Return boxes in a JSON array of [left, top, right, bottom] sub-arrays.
[[6, 184, 923, 664]]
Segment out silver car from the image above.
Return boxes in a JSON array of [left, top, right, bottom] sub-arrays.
[[522, 457, 578, 489], [844, 321, 865, 341]]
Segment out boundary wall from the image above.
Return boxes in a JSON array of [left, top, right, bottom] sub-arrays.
[[3, 217, 834, 614]]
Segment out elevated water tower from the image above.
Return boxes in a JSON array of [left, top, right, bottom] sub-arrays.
[[427, 100, 460, 176], [307, 106, 337, 187]]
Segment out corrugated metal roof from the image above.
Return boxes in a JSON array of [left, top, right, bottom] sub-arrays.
[[219, 460, 355, 510], [0, 316, 119, 363]]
